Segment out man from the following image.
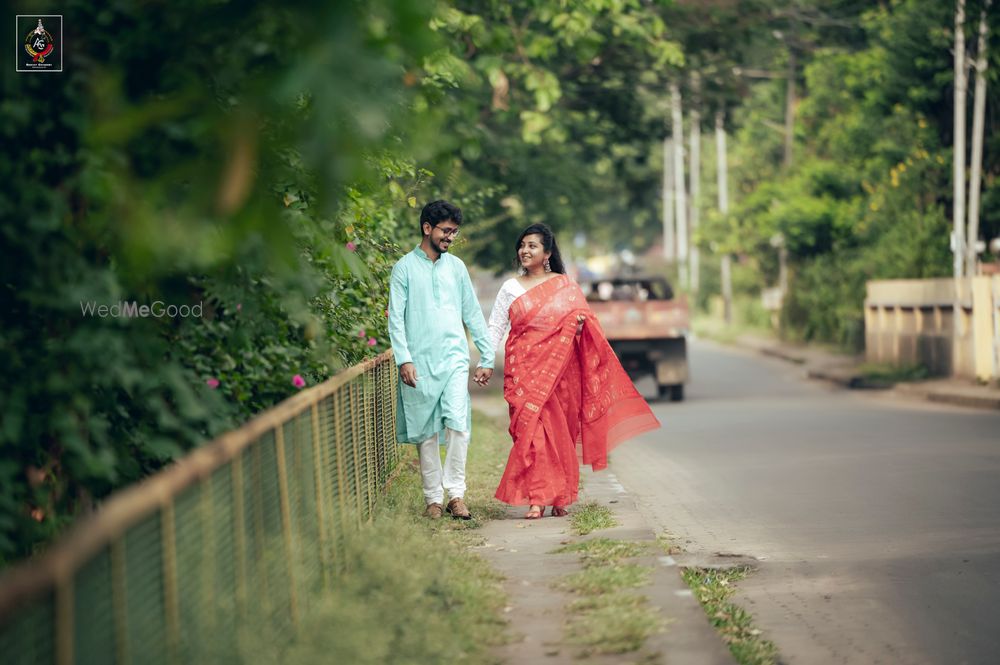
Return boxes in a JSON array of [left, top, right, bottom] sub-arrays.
[[388, 200, 494, 519]]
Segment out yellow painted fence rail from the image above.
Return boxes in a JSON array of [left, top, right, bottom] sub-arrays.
[[0, 350, 399, 665]]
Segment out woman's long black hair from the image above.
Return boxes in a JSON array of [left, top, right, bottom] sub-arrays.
[[513, 223, 566, 274]]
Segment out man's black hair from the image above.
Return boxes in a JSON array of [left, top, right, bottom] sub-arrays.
[[419, 200, 463, 234]]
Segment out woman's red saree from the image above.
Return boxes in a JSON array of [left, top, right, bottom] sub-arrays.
[[495, 275, 661, 507]]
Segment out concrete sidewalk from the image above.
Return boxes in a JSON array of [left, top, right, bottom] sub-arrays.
[[471, 392, 737, 665], [733, 333, 1000, 411]]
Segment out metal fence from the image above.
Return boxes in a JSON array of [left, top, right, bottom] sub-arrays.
[[0, 350, 399, 665]]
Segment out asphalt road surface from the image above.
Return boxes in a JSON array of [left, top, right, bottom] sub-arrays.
[[611, 339, 1000, 665]]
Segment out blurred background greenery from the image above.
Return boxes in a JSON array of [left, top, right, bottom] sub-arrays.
[[2, 0, 998, 563]]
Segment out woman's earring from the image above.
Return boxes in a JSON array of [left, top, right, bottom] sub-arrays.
[[544, 258, 551, 273]]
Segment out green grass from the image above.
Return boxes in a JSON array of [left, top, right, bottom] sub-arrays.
[[553, 538, 664, 659], [553, 537, 648, 566], [566, 600, 663, 655], [556, 562, 650, 595], [234, 409, 513, 665], [681, 566, 780, 665], [569, 501, 617, 535], [857, 361, 930, 385]]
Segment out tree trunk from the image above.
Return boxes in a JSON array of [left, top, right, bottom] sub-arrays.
[[689, 72, 702, 293], [954, 0, 968, 279], [662, 136, 675, 261], [716, 110, 732, 324], [671, 81, 688, 288], [783, 50, 796, 169], [966, 0, 991, 276]]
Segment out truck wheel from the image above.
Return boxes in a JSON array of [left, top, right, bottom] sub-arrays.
[[657, 384, 683, 401], [659, 384, 683, 402]]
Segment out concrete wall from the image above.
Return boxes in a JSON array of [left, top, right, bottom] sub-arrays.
[[865, 277, 1000, 382]]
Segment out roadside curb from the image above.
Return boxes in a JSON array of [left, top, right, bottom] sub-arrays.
[[892, 381, 1000, 411], [728, 334, 1000, 411]]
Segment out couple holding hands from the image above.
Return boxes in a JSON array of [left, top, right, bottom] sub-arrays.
[[388, 200, 659, 520]]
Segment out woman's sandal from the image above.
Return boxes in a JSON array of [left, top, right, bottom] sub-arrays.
[[525, 505, 545, 519], [551, 506, 569, 517]]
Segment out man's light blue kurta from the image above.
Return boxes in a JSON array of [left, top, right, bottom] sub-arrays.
[[388, 246, 495, 444]]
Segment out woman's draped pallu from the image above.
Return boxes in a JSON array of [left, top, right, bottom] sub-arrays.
[[495, 275, 661, 506]]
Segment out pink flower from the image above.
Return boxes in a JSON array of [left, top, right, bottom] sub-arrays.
[[346, 242, 357, 252], [358, 329, 366, 338], [292, 374, 306, 389], [206, 377, 220, 389], [367, 337, 377, 347], [236, 303, 242, 312]]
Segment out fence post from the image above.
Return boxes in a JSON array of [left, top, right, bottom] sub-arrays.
[[274, 426, 300, 630], [111, 538, 128, 665], [54, 569, 73, 665], [199, 476, 217, 643], [333, 390, 350, 550], [161, 501, 180, 664], [349, 383, 364, 527], [231, 455, 248, 616], [365, 375, 375, 522], [310, 403, 330, 588]]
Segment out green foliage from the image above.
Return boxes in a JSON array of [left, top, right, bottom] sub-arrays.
[[0, 0, 440, 562], [6, 0, 994, 573], [701, 0, 976, 348], [569, 501, 618, 535]]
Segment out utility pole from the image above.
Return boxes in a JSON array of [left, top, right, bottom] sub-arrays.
[[966, 0, 991, 277], [783, 49, 796, 169], [662, 136, 675, 261], [716, 110, 733, 324], [671, 81, 688, 289], [954, 0, 968, 279], [689, 72, 702, 293]]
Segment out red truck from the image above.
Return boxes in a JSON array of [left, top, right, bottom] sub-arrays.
[[579, 276, 690, 401]]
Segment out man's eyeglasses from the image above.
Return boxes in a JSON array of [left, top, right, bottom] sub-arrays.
[[436, 226, 461, 238]]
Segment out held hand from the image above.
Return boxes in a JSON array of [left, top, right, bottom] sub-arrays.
[[575, 313, 586, 336], [473, 367, 493, 386], [399, 362, 418, 387]]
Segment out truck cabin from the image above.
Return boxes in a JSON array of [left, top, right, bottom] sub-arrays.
[[580, 277, 674, 303]]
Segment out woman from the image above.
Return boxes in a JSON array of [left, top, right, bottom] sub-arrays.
[[486, 224, 660, 519]]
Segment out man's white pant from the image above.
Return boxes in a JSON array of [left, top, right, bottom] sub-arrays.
[[418, 428, 469, 505]]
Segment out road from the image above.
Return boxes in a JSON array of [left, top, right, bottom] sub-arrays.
[[611, 339, 1000, 665]]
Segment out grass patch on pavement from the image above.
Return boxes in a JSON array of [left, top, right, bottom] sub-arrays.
[[858, 361, 929, 385], [569, 501, 617, 535], [236, 409, 512, 665], [553, 538, 663, 659], [681, 566, 779, 665], [566, 601, 663, 655], [556, 562, 650, 595], [554, 537, 648, 566]]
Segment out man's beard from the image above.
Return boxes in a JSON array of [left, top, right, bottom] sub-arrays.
[[430, 238, 450, 254]]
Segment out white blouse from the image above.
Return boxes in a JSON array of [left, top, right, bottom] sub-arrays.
[[486, 278, 526, 352]]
